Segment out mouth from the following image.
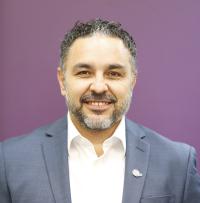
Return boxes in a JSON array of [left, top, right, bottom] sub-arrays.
[[84, 100, 113, 111], [80, 93, 116, 112]]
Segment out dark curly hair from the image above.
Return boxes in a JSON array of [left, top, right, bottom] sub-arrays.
[[60, 19, 137, 71]]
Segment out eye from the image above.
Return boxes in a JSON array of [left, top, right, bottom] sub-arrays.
[[76, 71, 91, 77], [107, 71, 122, 79]]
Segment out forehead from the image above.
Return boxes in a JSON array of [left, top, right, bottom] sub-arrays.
[[64, 34, 132, 68]]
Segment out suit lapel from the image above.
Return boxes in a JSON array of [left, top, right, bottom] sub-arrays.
[[122, 119, 150, 203], [40, 117, 150, 203], [42, 117, 71, 203]]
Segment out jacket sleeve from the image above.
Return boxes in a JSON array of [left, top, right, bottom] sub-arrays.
[[183, 146, 200, 203], [0, 142, 12, 203]]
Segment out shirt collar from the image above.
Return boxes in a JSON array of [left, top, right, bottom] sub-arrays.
[[67, 112, 126, 152]]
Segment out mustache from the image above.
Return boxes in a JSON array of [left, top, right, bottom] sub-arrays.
[[80, 93, 117, 103]]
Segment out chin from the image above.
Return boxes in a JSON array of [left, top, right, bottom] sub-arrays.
[[86, 112, 111, 120], [82, 112, 117, 130], [83, 117, 114, 130]]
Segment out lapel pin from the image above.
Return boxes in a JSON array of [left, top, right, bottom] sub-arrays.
[[132, 169, 143, 177]]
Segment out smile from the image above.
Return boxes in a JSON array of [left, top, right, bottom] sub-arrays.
[[84, 101, 112, 111], [86, 101, 110, 106]]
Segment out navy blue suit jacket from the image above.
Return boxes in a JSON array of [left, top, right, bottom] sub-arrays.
[[0, 117, 200, 203]]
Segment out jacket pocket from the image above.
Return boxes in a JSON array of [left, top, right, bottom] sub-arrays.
[[140, 194, 174, 203]]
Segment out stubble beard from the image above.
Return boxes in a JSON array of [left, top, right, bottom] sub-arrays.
[[66, 90, 133, 131]]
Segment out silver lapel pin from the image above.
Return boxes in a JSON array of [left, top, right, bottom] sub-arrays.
[[132, 169, 143, 177]]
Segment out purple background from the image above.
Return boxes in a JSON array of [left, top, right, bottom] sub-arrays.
[[1, 0, 200, 168]]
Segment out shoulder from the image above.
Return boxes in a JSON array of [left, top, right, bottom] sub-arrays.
[[126, 118, 191, 149], [0, 116, 66, 155], [1, 124, 48, 149], [125, 118, 193, 163]]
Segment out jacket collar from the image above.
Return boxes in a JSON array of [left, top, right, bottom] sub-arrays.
[[42, 116, 150, 203], [42, 116, 71, 203]]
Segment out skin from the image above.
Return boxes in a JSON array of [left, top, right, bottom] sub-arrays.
[[57, 34, 137, 156]]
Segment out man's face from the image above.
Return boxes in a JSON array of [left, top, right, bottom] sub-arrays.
[[58, 34, 136, 131]]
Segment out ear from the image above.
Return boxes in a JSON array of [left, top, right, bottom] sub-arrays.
[[131, 72, 137, 90], [57, 67, 67, 96]]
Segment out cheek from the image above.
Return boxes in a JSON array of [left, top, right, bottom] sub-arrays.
[[65, 80, 90, 98], [110, 81, 133, 97]]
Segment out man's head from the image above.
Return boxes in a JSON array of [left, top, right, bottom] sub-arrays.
[[59, 19, 137, 72], [57, 19, 137, 133]]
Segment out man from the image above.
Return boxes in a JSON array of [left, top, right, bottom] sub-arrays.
[[0, 19, 199, 203]]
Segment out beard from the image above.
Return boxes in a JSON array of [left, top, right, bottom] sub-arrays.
[[66, 90, 133, 131]]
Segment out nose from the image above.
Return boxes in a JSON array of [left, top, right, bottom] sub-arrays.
[[89, 76, 108, 94]]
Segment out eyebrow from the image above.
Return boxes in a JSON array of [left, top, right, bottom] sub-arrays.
[[108, 64, 125, 70], [73, 63, 92, 70], [73, 63, 126, 70]]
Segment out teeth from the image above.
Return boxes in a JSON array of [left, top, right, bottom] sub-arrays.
[[88, 101, 109, 106]]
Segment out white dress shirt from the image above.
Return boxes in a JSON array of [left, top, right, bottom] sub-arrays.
[[68, 114, 126, 203]]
